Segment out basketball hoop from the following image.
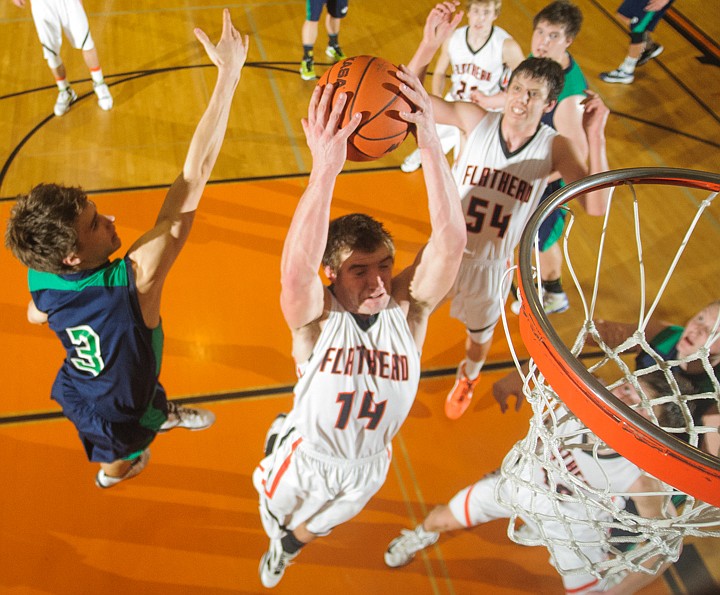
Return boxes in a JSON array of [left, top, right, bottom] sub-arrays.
[[498, 167, 720, 581]]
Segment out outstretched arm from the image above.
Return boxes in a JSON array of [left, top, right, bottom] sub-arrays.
[[279, 85, 361, 332], [128, 10, 248, 326], [393, 67, 465, 343], [553, 91, 610, 216]]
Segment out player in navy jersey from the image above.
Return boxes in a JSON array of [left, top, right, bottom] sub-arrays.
[[5, 10, 249, 488]]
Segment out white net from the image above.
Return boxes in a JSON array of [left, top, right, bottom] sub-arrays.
[[498, 168, 720, 582]]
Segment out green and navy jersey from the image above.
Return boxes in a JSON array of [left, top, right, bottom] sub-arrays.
[[29, 256, 167, 461], [637, 325, 720, 395], [540, 52, 587, 131]]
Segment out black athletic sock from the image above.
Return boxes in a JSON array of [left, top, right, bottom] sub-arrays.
[[542, 278, 564, 294], [328, 34, 339, 48], [281, 531, 306, 555], [302, 45, 314, 61]]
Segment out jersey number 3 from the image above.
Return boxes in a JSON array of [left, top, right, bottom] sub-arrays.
[[335, 391, 387, 430], [66, 325, 105, 376]]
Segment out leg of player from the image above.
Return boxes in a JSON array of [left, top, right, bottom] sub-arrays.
[[324, 14, 346, 62], [385, 505, 464, 567], [445, 334, 491, 419], [259, 523, 315, 588], [82, 47, 113, 111], [539, 244, 569, 314], [300, 19, 319, 80]]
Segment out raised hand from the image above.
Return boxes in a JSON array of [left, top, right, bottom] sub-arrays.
[[194, 9, 249, 77], [422, 1, 464, 49], [301, 84, 362, 174], [581, 90, 610, 140], [396, 66, 441, 150]]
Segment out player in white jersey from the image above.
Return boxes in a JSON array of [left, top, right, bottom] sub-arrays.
[[12, 0, 113, 116], [253, 64, 466, 588], [384, 371, 678, 594], [400, 0, 523, 173], [408, 2, 610, 420]]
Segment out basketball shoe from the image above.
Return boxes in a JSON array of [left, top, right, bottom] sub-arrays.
[[542, 291, 569, 314], [259, 538, 298, 588], [400, 148, 422, 173], [325, 44, 347, 63], [384, 525, 439, 567], [599, 68, 634, 84], [300, 57, 317, 80], [95, 449, 150, 488], [637, 41, 664, 67], [54, 88, 78, 116], [159, 401, 215, 432], [94, 82, 113, 111], [445, 361, 480, 419]]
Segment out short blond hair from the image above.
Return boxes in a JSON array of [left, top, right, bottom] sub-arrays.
[[467, 0, 502, 14]]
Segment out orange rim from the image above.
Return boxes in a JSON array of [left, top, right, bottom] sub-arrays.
[[517, 168, 720, 507]]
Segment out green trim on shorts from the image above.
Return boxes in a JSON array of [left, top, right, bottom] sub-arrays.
[[122, 449, 144, 461], [539, 210, 568, 252], [305, 0, 312, 21], [631, 11, 656, 33]]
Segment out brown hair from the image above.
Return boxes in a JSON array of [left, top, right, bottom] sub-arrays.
[[508, 57, 565, 104], [322, 213, 395, 274], [5, 183, 87, 274], [533, 0, 583, 41]]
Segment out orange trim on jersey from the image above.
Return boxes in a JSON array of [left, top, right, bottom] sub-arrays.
[[463, 485, 475, 527], [261, 437, 303, 499], [565, 577, 599, 594]]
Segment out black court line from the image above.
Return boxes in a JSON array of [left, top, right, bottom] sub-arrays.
[[0, 351, 607, 426], [2, 51, 719, 199]]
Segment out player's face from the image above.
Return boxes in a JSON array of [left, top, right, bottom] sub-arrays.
[[329, 246, 394, 316], [531, 20, 573, 63], [611, 381, 652, 420], [466, 2, 498, 36], [68, 201, 121, 269], [677, 304, 720, 361], [504, 74, 553, 125]]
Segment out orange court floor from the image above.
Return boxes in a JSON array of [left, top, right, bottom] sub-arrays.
[[1, 0, 719, 592], [0, 176, 717, 595]]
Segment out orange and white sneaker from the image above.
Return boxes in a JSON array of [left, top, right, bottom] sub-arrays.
[[444, 361, 480, 419]]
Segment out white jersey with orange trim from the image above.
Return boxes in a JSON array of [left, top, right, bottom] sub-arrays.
[[447, 25, 512, 102], [453, 111, 556, 262], [286, 293, 421, 460], [531, 414, 643, 496]]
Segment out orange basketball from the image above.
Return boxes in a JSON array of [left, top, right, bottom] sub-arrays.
[[317, 55, 412, 162]]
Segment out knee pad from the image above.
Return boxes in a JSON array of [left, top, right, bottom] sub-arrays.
[[467, 323, 496, 345], [629, 30, 647, 44]]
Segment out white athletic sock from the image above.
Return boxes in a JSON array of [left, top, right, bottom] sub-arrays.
[[621, 56, 638, 74], [417, 524, 437, 537], [464, 358, 484, 380], [56, 77, 69, 91], [90, 68, 105, 85]]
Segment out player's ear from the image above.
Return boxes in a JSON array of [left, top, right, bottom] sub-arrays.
[[543, 99, 557, 114], [324, 265, 337, 282], [62, 252, 82, 268]]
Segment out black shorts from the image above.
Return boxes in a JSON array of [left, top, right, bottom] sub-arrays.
[[306, 0, 349, 22]]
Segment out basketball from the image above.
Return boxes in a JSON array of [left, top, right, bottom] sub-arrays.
[[317, 55, 412, 162]]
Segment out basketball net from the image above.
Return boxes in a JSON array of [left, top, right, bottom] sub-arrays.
[[497, 168, 720, 582]]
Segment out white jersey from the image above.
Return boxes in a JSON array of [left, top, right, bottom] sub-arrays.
[[447, 25, 512, 102], [453, 111, 556, 261], [287, 294, 421, 460], [532, 415, 643, 496]]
